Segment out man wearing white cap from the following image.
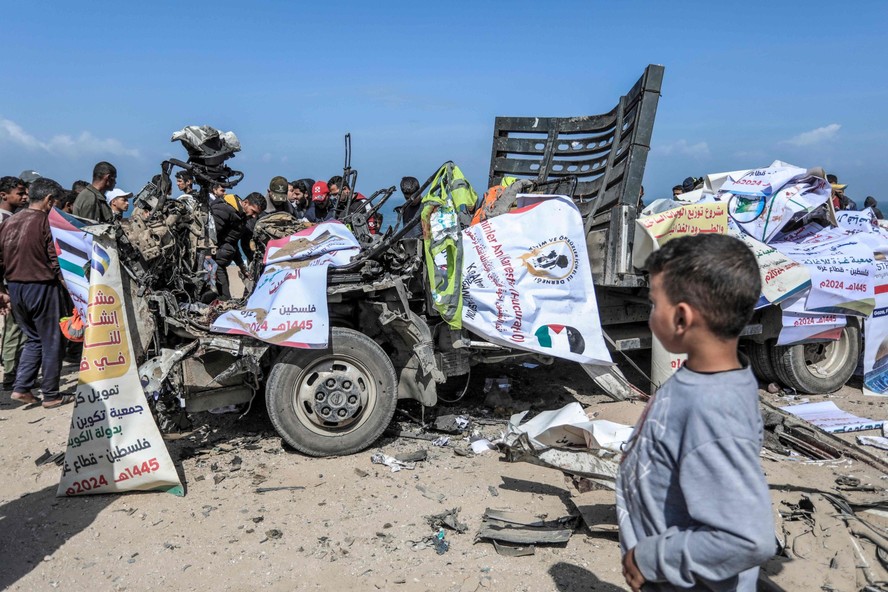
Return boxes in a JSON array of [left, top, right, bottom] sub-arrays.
[[105, 188, 132, 221]]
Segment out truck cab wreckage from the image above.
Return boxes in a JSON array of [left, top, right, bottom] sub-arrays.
[[65, 64, 865, 458], [63, 65, 680, 457]]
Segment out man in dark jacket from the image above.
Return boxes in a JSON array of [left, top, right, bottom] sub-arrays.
[[72, 161, 116, 222], [240, 192, 269, 263], [209, 188, 244, 300], [0, 178, 70, 408]]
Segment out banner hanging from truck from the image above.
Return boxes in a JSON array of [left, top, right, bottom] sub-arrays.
[[59, 237, 183, 497], [460, 196, 611, 366], [210, 221, 361, 347]]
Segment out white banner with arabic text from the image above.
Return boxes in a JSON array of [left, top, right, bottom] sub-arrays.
[[461, 196, 611, 366]]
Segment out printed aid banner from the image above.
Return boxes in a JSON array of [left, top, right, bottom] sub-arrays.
[[727, 220, 810, 309], [59, 238, 183, 496], [772, 226, 876, 317], [632, 202, 728, 269], [864, 257, 888, 396], [211, 221, 360, 347], [461, 196, 611, 366]]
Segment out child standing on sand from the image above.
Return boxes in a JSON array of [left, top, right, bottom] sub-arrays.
[[618, 234, 775, 591]]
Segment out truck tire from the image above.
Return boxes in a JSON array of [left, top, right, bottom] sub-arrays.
[[747, 340, 779, 384], [769, 325, 860, 394], [265, 327, 398, 457]]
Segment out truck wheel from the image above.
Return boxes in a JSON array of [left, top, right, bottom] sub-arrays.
[[747, 341, 779, 384], [265, 327, 398, 457], [769, 326, 860, 394]]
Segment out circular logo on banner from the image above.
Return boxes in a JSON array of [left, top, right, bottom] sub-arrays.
[[519, 237, 579, 284], [728, 194, 766, 224]]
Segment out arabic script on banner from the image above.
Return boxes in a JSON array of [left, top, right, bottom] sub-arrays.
[[59, 238, 183, 497], [460, 196, 611, 366], [632, 202, 728, 268], [211, 221, 360, 347]]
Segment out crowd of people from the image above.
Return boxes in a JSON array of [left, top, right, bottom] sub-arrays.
[[0, 163, 423, 409]]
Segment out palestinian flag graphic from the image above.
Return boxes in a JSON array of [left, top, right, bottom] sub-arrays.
[[534, 324, 586, 354], [48, 208, 94, 318]]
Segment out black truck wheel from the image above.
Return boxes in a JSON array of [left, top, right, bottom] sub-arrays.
[[265, 327, 398, 457], [747, 340, 779, 384], [769, 325, 860, 394]]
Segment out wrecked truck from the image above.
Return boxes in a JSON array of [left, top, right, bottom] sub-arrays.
[[73, 65, 667, 457], [485, 63, 862, 396]]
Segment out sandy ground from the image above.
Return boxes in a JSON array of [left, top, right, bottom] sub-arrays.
[[2, 356, 888, 592]]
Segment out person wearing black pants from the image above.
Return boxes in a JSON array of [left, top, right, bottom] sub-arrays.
[[8, 281, 65, 404], [209, 184, 244, 300], [0, 177, 70, 408]]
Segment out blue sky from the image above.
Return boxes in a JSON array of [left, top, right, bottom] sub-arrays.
[[2, 0, 887, 217]]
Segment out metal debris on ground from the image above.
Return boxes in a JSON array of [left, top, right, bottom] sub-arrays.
[[261, 529, 283, 543], [34, 448, 65, 467], [394, 450, 428, 463], [504, 433, 619, 490], [432, 414, 471, 434], [415, 484, 446, 503], [492, 540, 535, 557], [432, 436, 450, 447], [476, 508, 576, 552], [370, 452, 416, 472], [424, 507, 468, 533], [255, 485, 306, 493]]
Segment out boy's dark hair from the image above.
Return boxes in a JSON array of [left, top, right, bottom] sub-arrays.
[[243, 192, 267, 209], [645, 234, 761, 340], [61, 190, 78, 208], [71, 180, 89, 193], [29, 177, 65, 204], [400, 176, 420, 200], [175, 170, 194, 183], [327, 175, 348, 190], [92, 161, 116, 182], [0, 176, 24, 193], [671, 184, 683, 193]]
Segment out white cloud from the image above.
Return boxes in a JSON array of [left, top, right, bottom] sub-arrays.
[[783, 123, 841, 147], [0, 117, 140, 158], [654, 139, 710, 159]]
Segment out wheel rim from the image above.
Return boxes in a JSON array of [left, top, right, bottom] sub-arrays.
[[291, 354, 378, 437], [802, 330, 850, 378]]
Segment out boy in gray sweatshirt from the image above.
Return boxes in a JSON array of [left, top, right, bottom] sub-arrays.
[[617, 234, 775, 591]]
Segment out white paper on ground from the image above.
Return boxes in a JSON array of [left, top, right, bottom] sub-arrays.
[[856, 436, 888, 451], [505, 402, 634, 452], [780, 400, 883, 433]]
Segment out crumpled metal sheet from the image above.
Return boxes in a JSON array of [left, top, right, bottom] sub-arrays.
[[138, 342, 199, 398], [476, 508, 576, 546], [505, 432, 619, 490], [170, 125, 241, 153]]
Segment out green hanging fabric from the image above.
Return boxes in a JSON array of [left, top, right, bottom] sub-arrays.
[[421, 162, 478, 329]]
